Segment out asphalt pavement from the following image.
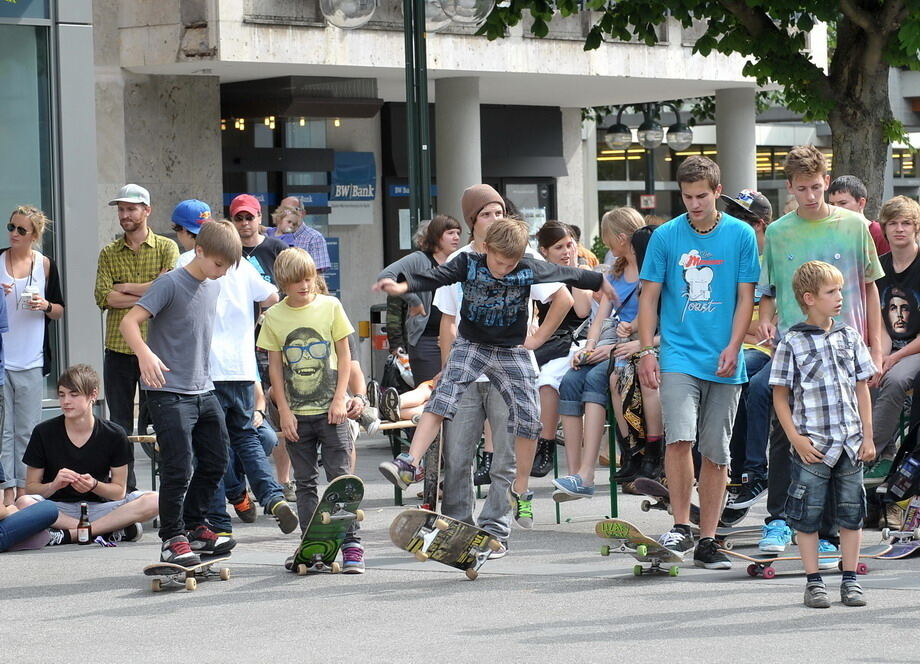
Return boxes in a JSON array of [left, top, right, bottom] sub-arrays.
[[2, 434, 918, 663]]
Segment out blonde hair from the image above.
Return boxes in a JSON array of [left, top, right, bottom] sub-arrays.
[[274, 247, 317, 290], [315, 274, 329, 295], [271, 206, 300, 227], [484, 218, 530, 258], [58, 364, 100, 396], [9, 205, 50, 245], [784, 145, 827, 182], [792, 260, 844, 314], [879, 195, 920, 235], [196, 220, 242, 266], [601, 206, 644, 278]]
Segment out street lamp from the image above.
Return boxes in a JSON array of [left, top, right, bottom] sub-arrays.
[[439, 0, 494, 25], [319, 0, 376, 29]]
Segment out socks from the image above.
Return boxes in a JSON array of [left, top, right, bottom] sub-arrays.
[[807, 573, 823, 584], [842, 571, 857, 583], [675, 523, 693, 536]]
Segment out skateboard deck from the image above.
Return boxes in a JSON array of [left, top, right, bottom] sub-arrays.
[[421, 426, 442, 512], [596, 518, 684, 577], [632, 478, 703, 526], [389, 508, 502, 580], [713, 525, 763, 550], [719, 545, 892, 578], [143, 557, 231, 592], [877, 541, 920, 559], [880, 496, 920, 558], [291, 474, 364, 575]]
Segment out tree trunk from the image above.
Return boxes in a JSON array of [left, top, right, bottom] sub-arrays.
[[826, 16, 893, 221]]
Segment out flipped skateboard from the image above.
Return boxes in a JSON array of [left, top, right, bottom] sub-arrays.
[[143, 557, 231, 592], [389, 508, 502, 580], [632, 478, 702, 525], [719, 545, 892, 578], [714, 525, 763, 550], [421, 425, 443, 512], [290, 474, 364, 575], [880, 496, 920, 559], [595, 518, 684, 577]]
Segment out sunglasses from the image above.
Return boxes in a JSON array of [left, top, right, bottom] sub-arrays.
[[233, 213, 256, 222], [7, 223, 30, 236]]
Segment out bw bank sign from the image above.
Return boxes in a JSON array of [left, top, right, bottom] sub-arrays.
[[331, 152, 376, 202]]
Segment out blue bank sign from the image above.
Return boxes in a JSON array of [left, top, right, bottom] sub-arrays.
[[331, 152, 376, 202]]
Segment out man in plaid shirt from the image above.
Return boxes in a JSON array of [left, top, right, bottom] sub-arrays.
[[265, 196, 330, 272], [769, 260, 876, 609]]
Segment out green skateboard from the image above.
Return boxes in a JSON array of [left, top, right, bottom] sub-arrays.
[[290, 474, 364, 575]]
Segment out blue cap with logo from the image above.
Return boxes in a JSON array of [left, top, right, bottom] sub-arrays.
[[172, 199, 211, 235]]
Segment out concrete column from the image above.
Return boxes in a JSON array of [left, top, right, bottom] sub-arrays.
[[715, 88, 757, 197], [582, 117, 599, 243], [557, 108, 587, 237], [435, 78, 481, 224]]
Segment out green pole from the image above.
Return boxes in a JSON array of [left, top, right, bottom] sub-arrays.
[[414, 0, 432, 221], [403, 0, 420, 237]]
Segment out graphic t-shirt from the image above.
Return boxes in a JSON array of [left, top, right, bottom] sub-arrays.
[[877, 251, 920, 350], [242, 236, 288, 285], [759, 205, 884, 339], [257, 294, 354, 416], [22, 417, 133, 503], [640, 213, 760, 384]]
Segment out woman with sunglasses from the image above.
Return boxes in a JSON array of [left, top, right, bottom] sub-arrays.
[[1, 206, 64, 506]]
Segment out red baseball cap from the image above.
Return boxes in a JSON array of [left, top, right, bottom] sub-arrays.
[[230, 194, 262, 218]]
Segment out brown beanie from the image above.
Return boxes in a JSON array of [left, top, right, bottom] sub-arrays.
[[460, 184, 504, 229]]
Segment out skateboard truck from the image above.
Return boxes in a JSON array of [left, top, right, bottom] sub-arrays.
[[296, 554, 342, 575], [320, 502, 365, 525], [599, 542, 680, 577]]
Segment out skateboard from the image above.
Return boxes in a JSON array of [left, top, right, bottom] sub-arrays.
[[880, 496, 920, 559], [632, 478, 702, 525], [290, 474, 364, 575], [713, 525, 764, 550], [595, 518, 684, 577], [421, 426, 442, 512], [143, 557, 231, 592], [719, 545, 892, 579], [388, 508, 502, 580]]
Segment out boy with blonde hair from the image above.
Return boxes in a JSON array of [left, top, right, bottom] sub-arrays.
[[769, 260, 876, 608]]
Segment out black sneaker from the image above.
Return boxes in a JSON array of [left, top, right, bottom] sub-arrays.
[[693, 537, 732, 570], [161, 534, 201, 566], [380, 387, 401, 422], [187, 525, 236, 556], [46, 528, 68, 546], [658, 525, 694, 555], [105, 522, 143, 543], [727, 476, 768, 509], [267, 498, 299, 534]]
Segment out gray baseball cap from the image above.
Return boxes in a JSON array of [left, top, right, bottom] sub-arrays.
[[108, 184, 151, 206]]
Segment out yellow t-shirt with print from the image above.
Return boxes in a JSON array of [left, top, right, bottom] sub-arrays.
[[257, 294, 355, 416]]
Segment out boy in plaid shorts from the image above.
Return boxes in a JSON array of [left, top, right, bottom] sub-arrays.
[[769, 260, 876, 608], [374, 218, 613, 526]]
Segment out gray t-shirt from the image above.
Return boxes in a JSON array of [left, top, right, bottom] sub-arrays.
[[137, 267, 220, 394]]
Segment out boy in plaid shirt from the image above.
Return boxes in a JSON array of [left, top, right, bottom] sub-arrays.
[[769, 261, 876, 608]]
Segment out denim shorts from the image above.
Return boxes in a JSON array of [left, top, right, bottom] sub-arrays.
[[785, 453, 866, 533]]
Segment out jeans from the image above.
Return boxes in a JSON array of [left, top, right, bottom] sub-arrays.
[[558, 360, 611, 416], [787, 454, 866, 532], [871, 353, 920, 457], [2, 368, 43, 490], [441, 383, 515, 542], [145, 390, 229, 540], [0, 500, 58, 552], [103, 349, 147, 490], [224, 422, 278, 503], [729, 349, 772, 479], [206, 382, 285, 533]]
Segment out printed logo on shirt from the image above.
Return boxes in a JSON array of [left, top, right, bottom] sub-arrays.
[[461, 259, 531, 327], [678, 249, 725, 317]]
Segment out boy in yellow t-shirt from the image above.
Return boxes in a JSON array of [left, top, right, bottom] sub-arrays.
[[256, 248, 364, 573]]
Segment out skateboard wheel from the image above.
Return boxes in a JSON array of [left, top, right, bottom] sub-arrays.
[[185, 577, 197, 591], [723, 540, 734, 551], [913, 527, 920, 540], [633, 565, 643, 576], [219, 568, 230, 581], [641, 500, 651, 512], [882, 528, 891, 540], [746, 564, 758, 577], [434, 518, 450, 531], [856, 562, 869, 575], [762, 566, 776, 579], [330, 562, 341, 574], [151, 579, 162, 592], [296, 564, 308, 576], [668, 566, 679, 577], [487, 539, 502, 552], [600, 545, 610, 557], [355, 509, 365, 522], [636, 544, 648, 557], [320, 512, 332, 525], [414, 551, 430, 562], [465, 568, 478, 581]]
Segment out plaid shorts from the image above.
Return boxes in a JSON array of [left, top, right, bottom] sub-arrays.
[[425, 339, 541, 440]]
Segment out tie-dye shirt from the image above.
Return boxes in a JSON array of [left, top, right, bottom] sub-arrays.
[[759, 206, 883, 340]]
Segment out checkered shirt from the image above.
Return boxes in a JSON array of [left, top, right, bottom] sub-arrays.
[[769, 321, 875, 466], [266, 224, 330, 271]]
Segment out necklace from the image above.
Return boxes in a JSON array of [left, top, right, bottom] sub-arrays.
[[6, 250, 35, 310], [688, 212, 720, 234]]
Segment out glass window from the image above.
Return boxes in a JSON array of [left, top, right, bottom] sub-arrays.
[[0, 0, 48, 20]]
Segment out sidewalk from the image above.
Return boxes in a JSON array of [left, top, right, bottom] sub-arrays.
[[1, 434, 917, 663]]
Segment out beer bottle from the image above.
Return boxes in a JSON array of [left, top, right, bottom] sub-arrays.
[[77, 502, 92, 545]]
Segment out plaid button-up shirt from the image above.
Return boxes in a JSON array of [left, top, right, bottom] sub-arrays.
[[94, 230, 179, 354], [265, 223, 330, 271], [769, 321, 875, 466]]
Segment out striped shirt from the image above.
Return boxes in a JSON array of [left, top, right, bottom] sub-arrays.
[[769, 321, 875, 466], [265, 223, 330, 271], [94, 230, 179, 354]]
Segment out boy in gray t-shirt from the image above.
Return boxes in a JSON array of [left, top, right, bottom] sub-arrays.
[[121, 216, 243, 565]]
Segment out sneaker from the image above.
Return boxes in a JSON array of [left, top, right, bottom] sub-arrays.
[[281, 480, 296, 502], [552, 473, 595, 498], [232, 492, 257, 523], [863, 459, 892, 487], [817, 539, 841, 570], [161, 534, 201, 566], [510, 489, 534, 529], [346, 418, 360, 444], [268, 498, 299, 534], [341, 542, 365, 574], [727, 476, 768, 509], [284, 555, 295, 571], [187, 525, 236, 556], [105, 522, 143, 543], [658, 525, 694, 555], [804, 581, 831, 609], [46, 528, 67, 546], [489, 540, 508, 559], [693, 537, 732, 570], [884, 502, 905, 529], [530, 438, 555, 478], [840, 579, 867, 606], [380, 387, 401, 422], [378, 452, 421, 489], [357, 406, 380, 435], [759, 519, 793, 553], [366, 380, 381, 409]]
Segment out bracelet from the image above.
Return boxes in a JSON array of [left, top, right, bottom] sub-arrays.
[[45, 302, 53, 314], [255, 409, 266, 418], [92, 478, 99, 491], [637, 348, 657, 359], [639, 345, 655, 352]]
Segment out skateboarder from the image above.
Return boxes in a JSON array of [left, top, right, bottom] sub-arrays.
[[769, 261, 876, 607]]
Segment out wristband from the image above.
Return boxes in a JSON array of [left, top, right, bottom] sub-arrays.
[[638, 348, 657, 359], [639, 345, 655, 352], [45, 302, 53, 313], [92, 478, 99, 491], [255, 409, 266, 418]]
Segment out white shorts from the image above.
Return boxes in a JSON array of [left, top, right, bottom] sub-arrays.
[[536, 341, 585, 391]]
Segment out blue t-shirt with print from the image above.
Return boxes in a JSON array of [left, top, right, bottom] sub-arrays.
[[640, 212, 760, 384]]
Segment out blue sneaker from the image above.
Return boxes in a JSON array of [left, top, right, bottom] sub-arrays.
[[759, 519, 793, 553], [552, 474, 595, 498], [818, 539, 841, 570]]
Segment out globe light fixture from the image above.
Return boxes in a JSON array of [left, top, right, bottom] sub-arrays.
[[604, 123, 632, 150], [637, 117, 664, 150], [320, 0, 377, 29], [399, 0, 452, 32], [666, 121, 693, 151], [439, 0, 495, 26]]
